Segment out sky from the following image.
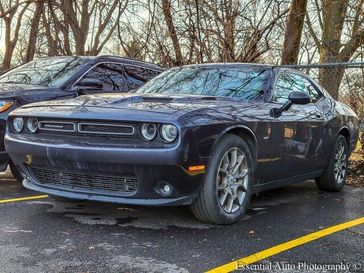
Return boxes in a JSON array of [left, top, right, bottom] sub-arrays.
[[0, 24, 5, 54]]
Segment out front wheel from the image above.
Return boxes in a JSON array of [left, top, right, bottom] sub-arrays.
[[190, 134, 253, 225], [9, 161, 24, 183], [316, 135, 349, 192]]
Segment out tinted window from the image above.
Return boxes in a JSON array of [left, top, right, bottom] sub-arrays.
[[125, 65, 160, 90], [82, 63, 158, 92], [83, 63, 128, 92], [273, 73, 321, 103], [136, 66, 270, 101], [0, 57, 88, 87]]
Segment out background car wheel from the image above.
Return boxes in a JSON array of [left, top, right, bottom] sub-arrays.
[[316, 135, 349, 192], [190, 134, 253, 225], [9, 161, 24, 183]]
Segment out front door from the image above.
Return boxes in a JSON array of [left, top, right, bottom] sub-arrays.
[[267, 72, 325, 181]]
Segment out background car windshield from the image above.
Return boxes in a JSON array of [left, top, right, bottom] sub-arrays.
[[136, 66, 270, 100], [0, 57, 88, 87]]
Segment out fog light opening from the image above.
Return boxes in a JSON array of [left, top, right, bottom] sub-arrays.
[[156, 181, 173, 196]]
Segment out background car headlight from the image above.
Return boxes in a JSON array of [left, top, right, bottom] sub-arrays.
[[160, 124, 178, 143], [12, 117, 24, 133], [0, 101, 14, 113], [140, 123, 157, 141], [26, 118, 38, 133]]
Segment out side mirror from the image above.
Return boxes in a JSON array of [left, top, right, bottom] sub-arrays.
[[270, 91, 311, 118], [74, 78, 103, 91], [288, 91, 311, 105]]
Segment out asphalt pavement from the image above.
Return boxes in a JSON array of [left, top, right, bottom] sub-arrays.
[[0, 170, 363, 273]]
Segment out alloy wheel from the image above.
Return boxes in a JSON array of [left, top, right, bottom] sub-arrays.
[[334, 141, 347, 185], [216, 147, 249, 214]]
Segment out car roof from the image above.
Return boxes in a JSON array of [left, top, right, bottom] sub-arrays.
[[169, 63, 313, 76], [94, 55, 164, 70], [179, 63, 274, 69], [34, 55, 164, 71]]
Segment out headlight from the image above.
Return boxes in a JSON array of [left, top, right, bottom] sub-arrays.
[[26, 118, 38, 133], [12, 117, 24, 133], [0, 101, 14, 113], [160, 124, 178, 143], [140, 123, 157, 141]]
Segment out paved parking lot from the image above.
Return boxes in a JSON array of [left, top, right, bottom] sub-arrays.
[[0, 170, 363, 273]]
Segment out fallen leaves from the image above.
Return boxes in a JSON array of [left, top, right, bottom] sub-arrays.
[[347, 153, 364, 187]]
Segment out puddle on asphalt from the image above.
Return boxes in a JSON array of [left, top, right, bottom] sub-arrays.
[[41, 201, 256, 229], [24, 183, 323, 230], [26, 197, 287, 229], [41, 200, 216, 230]]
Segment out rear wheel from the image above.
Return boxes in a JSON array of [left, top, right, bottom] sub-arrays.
[[190, 134, 253, 224], [316, 135, 348, 192], [9, 161, 24, 183]]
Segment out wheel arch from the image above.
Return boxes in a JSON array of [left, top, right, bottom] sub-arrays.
[[213, 125, 258, 169], [338, 126, 350, 146]]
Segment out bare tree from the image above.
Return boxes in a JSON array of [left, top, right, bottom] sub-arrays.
[[54, 0, 128, 56], [0, 0, 31, 18], [0, 0, 31, 69], [25, 0, 42, 62], [161, 0, 183, 65], [306, 0, 364, 99], [281, 0, 308, 64]]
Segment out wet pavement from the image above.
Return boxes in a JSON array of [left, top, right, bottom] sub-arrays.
[[0, 170, 363, 273]]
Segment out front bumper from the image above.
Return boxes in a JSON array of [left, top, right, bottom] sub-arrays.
[[6, 134, 206, 206], [22, 178, 196, 205]]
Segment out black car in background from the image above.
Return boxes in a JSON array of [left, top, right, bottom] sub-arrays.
[[5, 64, 359, 224], [0, 56, 163, 181]]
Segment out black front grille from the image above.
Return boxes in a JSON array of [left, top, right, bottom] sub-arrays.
[[39, 121, 75, 132], [36, 119, 137, 139], [78, 123, 135, 135], [29, 166, 138, 196]]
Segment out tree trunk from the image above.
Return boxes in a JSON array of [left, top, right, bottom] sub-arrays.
[[25, 1, 42, 62], [1, 2, 30, 69], [2, 18, 14, 70], [222, 1, 236, 62], [318, 0, 348, 99], [42, 5, 58, 56], [61, 0, 89, 55], [317, 0, 364, 99], [161, 0, 183, 65], [281, 0, 308, 65], [319, 67, 345, 99]]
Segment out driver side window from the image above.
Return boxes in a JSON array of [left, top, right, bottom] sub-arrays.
[[273, 73, 321, 104]]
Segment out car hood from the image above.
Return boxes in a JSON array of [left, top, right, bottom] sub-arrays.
[[14, 93, 265, 124], [0, 83, 47, 94], [0, 83, 50, 100], [21, 93, 236, 113]]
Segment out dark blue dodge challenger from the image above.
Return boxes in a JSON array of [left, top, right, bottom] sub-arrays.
[[5, 64, 359, 224]]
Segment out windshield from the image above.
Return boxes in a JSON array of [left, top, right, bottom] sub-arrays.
[[136, 66, 270, 101], [0, 57, 89, 87]]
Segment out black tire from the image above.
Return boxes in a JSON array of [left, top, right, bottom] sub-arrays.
[[9, 161, 24, 183], [316, 135, 349, 192], [190, 134, 253, 225]]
